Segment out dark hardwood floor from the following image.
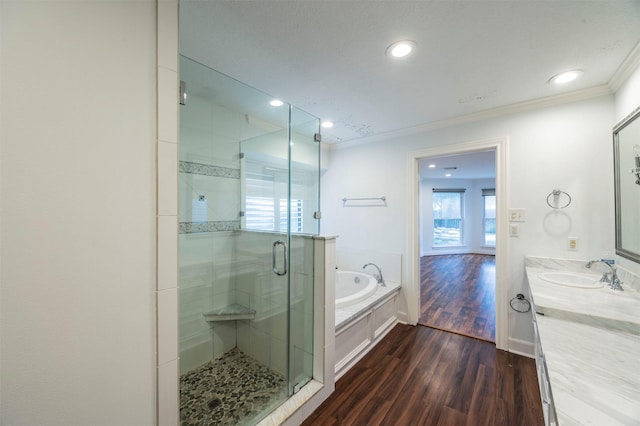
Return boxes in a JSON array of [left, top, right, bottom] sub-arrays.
[[303, 324, 543, 426], [420, 254, 496, 342]]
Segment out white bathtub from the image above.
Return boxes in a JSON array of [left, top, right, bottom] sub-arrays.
[[335, 271, 378, 308], [334, 272, 401, 380]]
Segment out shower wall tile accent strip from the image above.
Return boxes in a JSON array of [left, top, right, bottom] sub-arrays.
[[179, 220, 240, 234], [179, 161, 240, 179]]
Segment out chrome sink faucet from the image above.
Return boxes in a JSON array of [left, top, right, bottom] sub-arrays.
[[586, 260, 624, 291], [363, 263, 386, 286]]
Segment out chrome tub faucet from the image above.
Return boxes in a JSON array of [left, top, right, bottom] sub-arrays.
[[363, 263, 386, 286]]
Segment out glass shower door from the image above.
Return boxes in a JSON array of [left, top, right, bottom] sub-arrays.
[[288, 106, 320, 393], [242, 105, 320, 395], [178, 55, 320, 425], [239, 121, 292, 414]]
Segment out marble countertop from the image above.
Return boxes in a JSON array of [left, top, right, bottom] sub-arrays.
[[525, 257, 640, 425]]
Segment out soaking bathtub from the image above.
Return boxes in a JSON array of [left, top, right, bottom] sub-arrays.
[[334, 270, 401, 379], [335, 271, 378, 308]]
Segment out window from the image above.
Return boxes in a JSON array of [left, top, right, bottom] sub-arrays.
[[483, 188, 496, 246], [244, 163, 306, 233], [432, 189, 464, 246], [245, 196, 276, 230], [279, 198, 303, 233]]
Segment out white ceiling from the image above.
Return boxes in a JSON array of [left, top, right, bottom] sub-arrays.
[[180, 1, 640, 145], [419, 150, 496, 180]]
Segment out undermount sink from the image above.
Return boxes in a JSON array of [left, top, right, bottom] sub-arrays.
[[538, 272, 604, 289]]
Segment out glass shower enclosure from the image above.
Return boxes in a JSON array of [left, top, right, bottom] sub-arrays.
[[178, 56, 320, 425]]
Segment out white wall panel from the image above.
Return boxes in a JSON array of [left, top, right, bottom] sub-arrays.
[[322, 95, 615, 347], [0, 2, 157, 424]]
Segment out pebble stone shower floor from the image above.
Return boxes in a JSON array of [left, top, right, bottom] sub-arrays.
[[180, 348, 287, 426]]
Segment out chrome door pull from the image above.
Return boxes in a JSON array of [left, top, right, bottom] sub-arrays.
[[272, 240, 287, 276]]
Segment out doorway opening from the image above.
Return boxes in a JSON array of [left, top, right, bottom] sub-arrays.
[[419, 253, 495, 341], [406, 138, 508, 350], [417, 151, 496, 342]]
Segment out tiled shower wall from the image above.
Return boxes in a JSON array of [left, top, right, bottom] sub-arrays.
[[179, 230, 315, 382], [178, 62, 314, 383], [179, 82, 242, 233], [235, 232, 315, 383], [178, 232, 238, 374], [178, 64, 246, 374]]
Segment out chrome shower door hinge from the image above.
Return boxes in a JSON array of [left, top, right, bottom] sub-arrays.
[[313, 211, 322, 219], [179, 80, 187, 105], [314, 133, 322, 142]]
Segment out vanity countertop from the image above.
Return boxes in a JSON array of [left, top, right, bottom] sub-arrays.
[[525, 257, 640, 426]]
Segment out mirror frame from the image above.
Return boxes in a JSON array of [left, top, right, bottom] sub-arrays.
[[613, 105, 640, 263]]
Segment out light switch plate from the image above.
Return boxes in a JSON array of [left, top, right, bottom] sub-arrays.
[[509, 208, 526, 222]]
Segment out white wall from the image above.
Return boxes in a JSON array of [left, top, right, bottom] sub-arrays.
[[614, 65, 640, 276], [615, 64, 640, 123], [321, 94, 615, 347], [420, 178, 496, 256], [1, 2, 157, 425]]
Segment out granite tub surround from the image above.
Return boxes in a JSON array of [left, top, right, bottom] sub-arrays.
[[525, 256, 640, 425]]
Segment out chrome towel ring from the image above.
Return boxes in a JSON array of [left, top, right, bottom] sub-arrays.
[[546, 189, 571, 209], [509, 294, 531, 313]]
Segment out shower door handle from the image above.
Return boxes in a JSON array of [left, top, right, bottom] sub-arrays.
[[272, 240, 288, 276]]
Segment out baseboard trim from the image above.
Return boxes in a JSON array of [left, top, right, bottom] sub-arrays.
[[420, 249, 496, 257], [508, 337, 534, 358]]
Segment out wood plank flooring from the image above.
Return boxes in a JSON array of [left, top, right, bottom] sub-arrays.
[[303, 324, 543, 426], [420, 254, 496, 342]]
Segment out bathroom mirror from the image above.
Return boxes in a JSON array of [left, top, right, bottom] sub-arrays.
[[613, 105, 640, 263]]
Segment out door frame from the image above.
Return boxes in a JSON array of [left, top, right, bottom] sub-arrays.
[[405, 137, 508, 350]]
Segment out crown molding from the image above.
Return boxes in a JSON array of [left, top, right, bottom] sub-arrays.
[[330, 84, 612, 151], [609, 40, 640, 93]]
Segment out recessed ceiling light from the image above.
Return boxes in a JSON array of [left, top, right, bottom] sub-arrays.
[[386, 40, 416, 58], [428, 164, 436, 168], [321, 120, 334, 129], [270, 99, 284, 107], [549, 70, 583, 85], [445, 173, 452, 177]]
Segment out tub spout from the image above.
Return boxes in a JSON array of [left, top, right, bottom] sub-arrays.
[[362, 263, 386, 286]]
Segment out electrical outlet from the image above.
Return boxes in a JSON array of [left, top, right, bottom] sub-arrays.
[[510, 224, 519, 237], [568, 237, 578, 251]]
